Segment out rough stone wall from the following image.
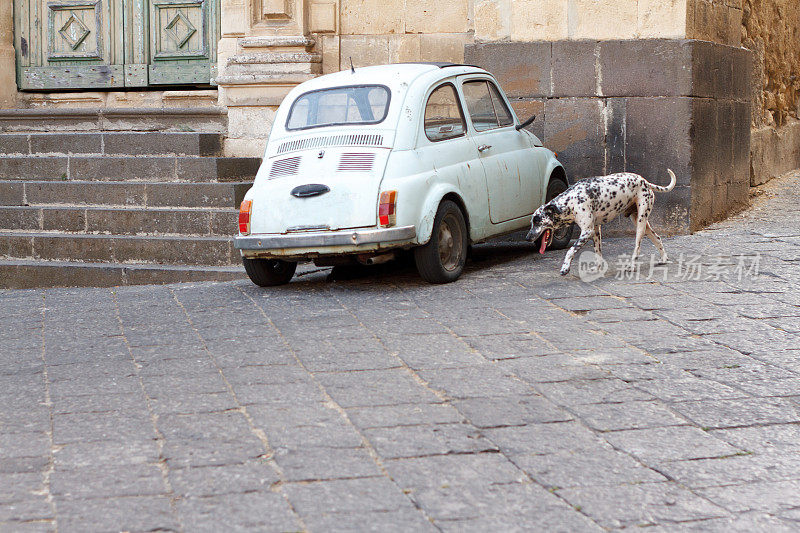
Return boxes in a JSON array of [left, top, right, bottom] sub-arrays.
[[741, 0, 800, 186], [742, 0, 800, 128]]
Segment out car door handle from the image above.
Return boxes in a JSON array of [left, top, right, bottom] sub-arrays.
[[477, 144, 492, 152]]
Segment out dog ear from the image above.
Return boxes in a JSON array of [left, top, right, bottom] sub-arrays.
[[543, 203, 562, 217]]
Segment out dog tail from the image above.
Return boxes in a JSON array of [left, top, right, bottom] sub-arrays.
[[646, 169, 677, 192]]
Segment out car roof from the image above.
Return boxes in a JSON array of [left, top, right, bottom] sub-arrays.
[[291, 63, 490, 94], [401, 62, 482, 69], [267, 63, 495, 149]]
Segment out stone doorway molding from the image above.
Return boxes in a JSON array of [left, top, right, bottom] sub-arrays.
[[217, 0, 331, 156]]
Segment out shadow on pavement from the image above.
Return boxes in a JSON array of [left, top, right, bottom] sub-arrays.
[[270, 232, 550, 288]]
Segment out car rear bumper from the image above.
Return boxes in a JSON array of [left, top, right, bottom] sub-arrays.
[[234, 225, 416, 255]]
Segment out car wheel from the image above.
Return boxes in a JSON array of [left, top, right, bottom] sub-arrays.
[[543, 178, 573, 250], [414, 200, 468, 284], [242, 258, 297, 287]]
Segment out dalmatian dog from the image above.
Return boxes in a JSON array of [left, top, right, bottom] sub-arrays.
[[526, 169, 677, 276]]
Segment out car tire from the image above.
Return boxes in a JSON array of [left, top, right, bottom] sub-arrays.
[[414, 200, 468, 284], [242, 258, 297, 287], [543, 178, 573, 250]]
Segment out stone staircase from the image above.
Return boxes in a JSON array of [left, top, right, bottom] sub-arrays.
[[0, 131, 260, 289]]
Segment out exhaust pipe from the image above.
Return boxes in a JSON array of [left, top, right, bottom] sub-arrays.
[[358, 252, 396, 266]]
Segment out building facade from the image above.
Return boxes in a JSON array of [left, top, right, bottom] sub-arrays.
[[0, 0, 797, 233]]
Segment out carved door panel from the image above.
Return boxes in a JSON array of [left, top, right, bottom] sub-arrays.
[[15, 0, 125, 89], [14, 0, 218, 90], [147, 0, 217, 85]]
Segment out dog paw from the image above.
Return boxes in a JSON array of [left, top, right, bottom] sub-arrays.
[[560, 268, 570, 276]]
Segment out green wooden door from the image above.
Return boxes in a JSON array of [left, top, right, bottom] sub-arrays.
[[147, 0, 217, 85], [15, 0, 125, 89], [14, 0, 218, 90]]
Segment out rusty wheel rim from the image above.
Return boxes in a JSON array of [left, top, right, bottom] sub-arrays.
[[438, 213, 464, 272]]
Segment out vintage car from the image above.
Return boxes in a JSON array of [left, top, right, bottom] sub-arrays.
[[234, 62, 570, 286]]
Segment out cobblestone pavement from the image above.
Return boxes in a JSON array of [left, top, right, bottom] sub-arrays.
[[3, 171, 800, 532]]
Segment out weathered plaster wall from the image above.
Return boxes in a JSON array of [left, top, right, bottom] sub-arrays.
[[476, 0, 687, 42], [0, 0, 17, 108]]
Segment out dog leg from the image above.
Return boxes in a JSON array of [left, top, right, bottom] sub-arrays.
[[630, 213, 647, 267], [561, 230, 593, 275], [593, 225, 603, 256], [645, 221, 667, 263]]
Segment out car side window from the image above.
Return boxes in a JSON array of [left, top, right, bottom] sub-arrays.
[[463, 80, 514, 131], [424, 84, 467, 142], [489, 82, 514, 127]]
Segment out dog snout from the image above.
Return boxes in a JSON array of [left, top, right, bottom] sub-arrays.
[[526, 228, 542, 242]]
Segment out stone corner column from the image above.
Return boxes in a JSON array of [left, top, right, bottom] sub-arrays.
[[0, 0, 18, 108], [217, 36, 320, 157], [217, 0, 323, 157]]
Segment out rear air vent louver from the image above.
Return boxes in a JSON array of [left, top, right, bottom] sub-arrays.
[[269, 156, 300, 178], [277, 134, 385, 155], [337, 153, 376, 172]]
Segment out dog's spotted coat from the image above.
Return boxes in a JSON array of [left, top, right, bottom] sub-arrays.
[[526, 169, 677, 275]]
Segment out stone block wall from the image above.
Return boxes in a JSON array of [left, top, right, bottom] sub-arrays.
[[321, 0, 695, 74], [687, 0, 743, 47], [320, 0, 472, 73], [750, 120, 800, 186], [466, 39, 752, 233]]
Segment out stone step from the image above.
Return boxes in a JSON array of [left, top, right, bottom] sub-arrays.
[[1, 231, 240, 266], [0, 259, 246, 289], [0, 155, 261, 181], [0, 180, 251, 209], [0, 107, 227, 134], [0, 206, 237, 236], [0, 132, 225, 156]]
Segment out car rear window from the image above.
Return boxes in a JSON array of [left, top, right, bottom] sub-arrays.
[[286, 85, 391, 130]]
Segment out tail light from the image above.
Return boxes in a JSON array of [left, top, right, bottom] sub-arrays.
[[239, 200, 252, 235], [378, 191, 397, 227]]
